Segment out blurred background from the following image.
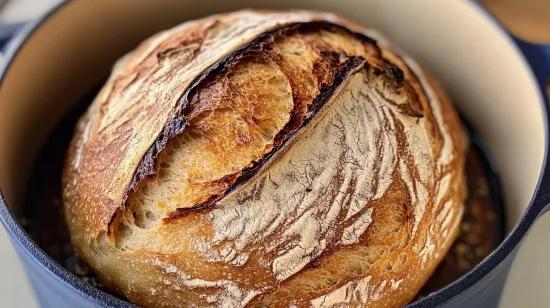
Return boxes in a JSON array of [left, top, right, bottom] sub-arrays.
[[481, 0, 550, 43], [0, 0, 548, 307], [0, 0, 61, 21], [1, 0, 549, 41]]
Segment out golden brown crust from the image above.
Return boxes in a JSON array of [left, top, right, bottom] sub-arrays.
[[63, 10, 355, 237], [63, 10, 466, 308]]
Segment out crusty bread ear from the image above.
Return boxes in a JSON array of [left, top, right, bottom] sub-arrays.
[[115, 58, 295, 251], [63, 10, 466, 308]]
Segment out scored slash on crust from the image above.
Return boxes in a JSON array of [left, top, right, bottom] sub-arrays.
[[118, 22, 414, 227]]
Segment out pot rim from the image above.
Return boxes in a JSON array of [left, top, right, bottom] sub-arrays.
[[0, 2, 135, 306], [0, 1, 547, 307]]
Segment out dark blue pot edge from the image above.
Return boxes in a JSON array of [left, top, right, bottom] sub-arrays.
[[408, 1, 550, 307], [0, 1, 134, 306]]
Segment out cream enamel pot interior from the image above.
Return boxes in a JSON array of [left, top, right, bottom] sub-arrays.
[[0, 0, 549, 307]]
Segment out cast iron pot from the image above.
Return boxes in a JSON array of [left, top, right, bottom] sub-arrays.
[[0, 1, 549, 307]]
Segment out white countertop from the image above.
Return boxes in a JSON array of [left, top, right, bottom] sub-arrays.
[[0, 0, 548, 307]]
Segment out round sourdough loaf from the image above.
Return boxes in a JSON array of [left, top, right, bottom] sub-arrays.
[[63, 10, 467, 308]]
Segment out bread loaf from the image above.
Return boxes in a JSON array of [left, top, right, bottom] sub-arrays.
[[63, 10, 467, 308]]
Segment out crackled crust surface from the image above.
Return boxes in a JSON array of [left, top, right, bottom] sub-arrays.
[[63, 10, 466, 308]]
